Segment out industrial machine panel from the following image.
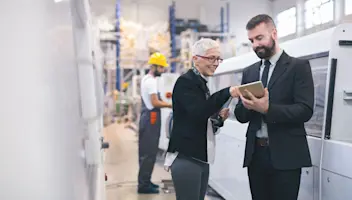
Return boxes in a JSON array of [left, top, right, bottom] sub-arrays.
[[299, 167, 314, 200], [321, 170, 352, 200], [305, 57, 328, 138]]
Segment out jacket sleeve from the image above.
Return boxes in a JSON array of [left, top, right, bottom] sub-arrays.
[[234, 69, 254, 123], [264, 60, 314, 123], [174, 76, 231, 122]]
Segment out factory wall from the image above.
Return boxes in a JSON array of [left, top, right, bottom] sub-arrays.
[[119, 0, 217, 27], [272, 0, 297, 15], [227, 0, 273, 47], [119, 0, 273, 50], [92, 0, 352, 49]]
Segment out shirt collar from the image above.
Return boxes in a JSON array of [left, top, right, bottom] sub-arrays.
[[262, 48, 283, 66], [200, 73, 208, 82], [192, 66, 208, 83]]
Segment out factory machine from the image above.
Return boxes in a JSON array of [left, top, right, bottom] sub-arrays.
[[131, 72, 179, 151], [207, 23, 352, 200], [157, 73, 180, 150], [1, 0, 107, 200]]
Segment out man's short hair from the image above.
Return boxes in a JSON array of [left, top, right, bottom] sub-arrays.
[[246, 14, 276, 30], [192, 38, 219, 56]]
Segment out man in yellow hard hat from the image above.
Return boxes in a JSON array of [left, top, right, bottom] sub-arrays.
[[137, 52, 172, 194]]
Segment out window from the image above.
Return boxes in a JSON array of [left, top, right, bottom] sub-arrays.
[[305, 0, 334, 29], [276, 7, 297, 37], [346, 0, 352, 15]]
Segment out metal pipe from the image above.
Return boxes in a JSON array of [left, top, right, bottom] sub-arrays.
[[198, 32, 236, 37], [226, 2, 230, 32], [220, 6, 224, 34], [115, 0, 121, 91], [169, 1, 177, 73], [220, 6, 224, 41]]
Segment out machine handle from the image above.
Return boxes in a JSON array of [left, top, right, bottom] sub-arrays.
[[343, 90, 352, 101], [100, 137, 109, 149], [339, 40, 352, 46], [101, 142, 110, 149]]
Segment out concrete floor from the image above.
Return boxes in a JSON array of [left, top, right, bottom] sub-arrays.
[[103, 123, 223, 200]]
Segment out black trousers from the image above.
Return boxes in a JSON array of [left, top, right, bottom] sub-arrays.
[[138, 111, 161, 189], [248, 141, 302, 200], [171, 155, 209, 200]]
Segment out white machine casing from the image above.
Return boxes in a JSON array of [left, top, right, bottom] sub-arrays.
[[0, 0, 106, 200], [207, 23, 352, 200], [157, 72, 180, 150]]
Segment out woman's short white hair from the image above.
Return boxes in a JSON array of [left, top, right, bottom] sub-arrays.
[[191, 38, 220, 56]]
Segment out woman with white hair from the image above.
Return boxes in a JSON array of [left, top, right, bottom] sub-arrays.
[[164, 38, 240, 200]]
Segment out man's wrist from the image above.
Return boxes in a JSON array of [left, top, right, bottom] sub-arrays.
[[262, 103, 269, 114]]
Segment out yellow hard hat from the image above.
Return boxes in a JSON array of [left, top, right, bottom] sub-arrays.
[[122, 82, 129, 89], [148, 52, 169, 67]]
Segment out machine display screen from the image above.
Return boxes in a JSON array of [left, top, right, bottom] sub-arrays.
[[304, 56, 328, 137]]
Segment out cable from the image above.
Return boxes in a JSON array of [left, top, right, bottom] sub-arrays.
[[317, 66, 324, 200], [316, 4, 327, 199], [105, 180, 139, 189], [318, 129, 325, 200], [105, 180, 166, 190]]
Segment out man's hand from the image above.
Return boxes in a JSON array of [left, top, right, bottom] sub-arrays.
[[219, 108, 230, 120], [230, 86, 240, 98], [240, 88, 269, 114]]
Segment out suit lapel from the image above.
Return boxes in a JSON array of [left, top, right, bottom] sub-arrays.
[[268, 51, 290, 89], [254, 62, 261, 81], [188, 69, 208, 94], [247, 61, 261, 83]]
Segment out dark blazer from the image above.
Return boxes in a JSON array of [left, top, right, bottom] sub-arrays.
[[167, 69, 231, 162], [235, 51, 314, 170]]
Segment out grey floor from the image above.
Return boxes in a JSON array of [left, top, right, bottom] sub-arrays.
[[103, 123, 224, 200]]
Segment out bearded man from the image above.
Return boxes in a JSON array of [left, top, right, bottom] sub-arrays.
[[234, 14, 315, 200]]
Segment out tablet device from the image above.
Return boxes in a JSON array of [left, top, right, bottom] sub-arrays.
[[238, 81, 265, 99], [222, 97, 233, 109]]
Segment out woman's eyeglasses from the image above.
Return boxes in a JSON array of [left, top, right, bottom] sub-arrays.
[[196, 55, 223, 63]]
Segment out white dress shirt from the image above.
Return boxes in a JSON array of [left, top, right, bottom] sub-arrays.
[[256, 49, 283, 138]]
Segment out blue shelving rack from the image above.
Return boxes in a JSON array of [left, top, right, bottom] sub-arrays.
[[169, 1, 176, 73], [220, 7, 224, 34], [115, 0, 121, 91], [226, 2, 230, 33]]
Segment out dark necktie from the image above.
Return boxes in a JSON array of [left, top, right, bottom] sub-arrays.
[[261, 60, 271, 87]]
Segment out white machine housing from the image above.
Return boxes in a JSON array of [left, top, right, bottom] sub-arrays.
[[131, 72, 179, 151], [0, 0, 106, 200], [157, 73, 180, 150], [208, 23, 352, 200]]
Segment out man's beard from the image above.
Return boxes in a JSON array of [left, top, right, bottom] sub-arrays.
[[254, 38, 276, 59], [153, 71, 161, 77]]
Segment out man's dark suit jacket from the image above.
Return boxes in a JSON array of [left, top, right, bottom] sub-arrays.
[[167, 69, 231, 162], [235, 51, 314, 170]]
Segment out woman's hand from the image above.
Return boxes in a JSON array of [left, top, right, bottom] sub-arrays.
[[219, 108, 230, 120]]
